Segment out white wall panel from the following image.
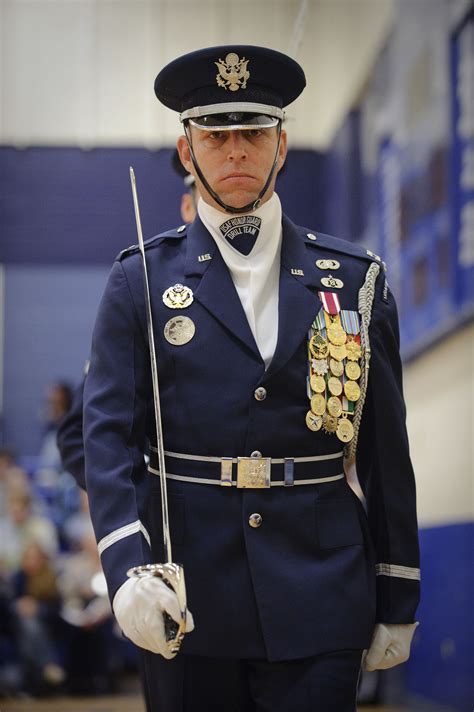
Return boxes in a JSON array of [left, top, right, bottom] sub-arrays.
[[0, 0, 394, 148], [405, 322, 474, 528]]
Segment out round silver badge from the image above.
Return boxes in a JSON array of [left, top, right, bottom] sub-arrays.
[[164, 316, 196, 346]]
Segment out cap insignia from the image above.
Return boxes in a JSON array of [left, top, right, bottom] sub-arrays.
[[215, 53, 250, 92]]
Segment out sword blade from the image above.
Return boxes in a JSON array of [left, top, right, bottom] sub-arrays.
[[129, 167, 172, 564]]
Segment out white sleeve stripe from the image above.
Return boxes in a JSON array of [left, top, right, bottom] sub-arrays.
[[375, 563, 420, 581], [97, 520, 151, 556]]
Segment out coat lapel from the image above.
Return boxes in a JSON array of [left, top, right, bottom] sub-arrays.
[[184, 217, 261, 361], [264, 215, 320, 380]]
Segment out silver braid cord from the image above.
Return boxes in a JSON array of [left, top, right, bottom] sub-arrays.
[[345, 262, 380, 459]]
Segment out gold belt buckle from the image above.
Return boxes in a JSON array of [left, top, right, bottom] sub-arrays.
[[236, 457, 271, 488]]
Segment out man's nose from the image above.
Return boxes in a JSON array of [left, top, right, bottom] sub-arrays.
[[226, 132, 247, 161]]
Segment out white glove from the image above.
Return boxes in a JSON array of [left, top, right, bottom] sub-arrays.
[[364, 622, 418, 671], [113, 576, 194, 659]]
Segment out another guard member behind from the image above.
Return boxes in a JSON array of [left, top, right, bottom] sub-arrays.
[[83, 45, 420, 711]]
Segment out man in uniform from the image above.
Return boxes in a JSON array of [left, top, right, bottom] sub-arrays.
[[83, 46, 420, 711]]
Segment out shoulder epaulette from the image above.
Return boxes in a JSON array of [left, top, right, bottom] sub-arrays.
[[116, 225, 188, 261], [302, 229, 383, 265]]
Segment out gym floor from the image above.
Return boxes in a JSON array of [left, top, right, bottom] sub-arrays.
[[0, 701, 405, 712]]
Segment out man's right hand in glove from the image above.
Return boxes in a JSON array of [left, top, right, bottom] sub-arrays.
[[113, 576, 195, 659]]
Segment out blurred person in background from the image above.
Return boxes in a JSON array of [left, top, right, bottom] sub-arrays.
[[38, 381, 73, 472], [0, 489, 58, 577], [57, 528, 116, 694], [10, 541, 64, 693]]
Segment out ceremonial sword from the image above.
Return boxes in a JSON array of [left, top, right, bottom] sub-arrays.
[[126, 167, 188, 655]]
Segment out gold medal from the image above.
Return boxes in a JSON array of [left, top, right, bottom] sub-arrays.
[[327, 376, 343, 396], [329, 358, 344, 377], [346, 338, 362, 361], [327, 396, 342, 417], [309, 334, 329, 359], [306, 411, 323, 432], [327, 322, 347, 346], [329, 343, 348, 361], [345, 361, 361, 380], [323, 414, 338, 433], [336, 417, 354, 443], [164, 316, 196, 345], [312, 359, 329, 375], [310, 374, 326, 393], [344, 380, 361, 402], [311, 393, 326, 416], [162, 283, 194, 309]]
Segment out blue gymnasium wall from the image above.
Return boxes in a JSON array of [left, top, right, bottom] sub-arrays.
[[1, 146, 329, 455], [408, 523, 473, 712]]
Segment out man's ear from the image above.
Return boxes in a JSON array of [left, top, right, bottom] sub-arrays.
[[177, 135, 193, 174], [277, 129, 288, 172]]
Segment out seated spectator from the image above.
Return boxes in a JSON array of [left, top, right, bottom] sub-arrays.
[[11, 541, 65, 693], [57, 528, 117, 694], [0, 490, 58, 577]]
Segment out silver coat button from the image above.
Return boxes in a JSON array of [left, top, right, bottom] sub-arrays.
[[254, 387, 267, 401], [250, 450, 262, 459], [248, 513, 263, 528], [307, 232, 317, 241]]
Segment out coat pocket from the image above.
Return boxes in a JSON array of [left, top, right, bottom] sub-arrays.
[[316, 498, 364, 549]]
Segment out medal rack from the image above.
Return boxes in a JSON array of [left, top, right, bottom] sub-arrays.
[[306, 300, 362, 444]]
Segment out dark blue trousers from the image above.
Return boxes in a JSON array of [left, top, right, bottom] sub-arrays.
[[142, 650, 363, 711]]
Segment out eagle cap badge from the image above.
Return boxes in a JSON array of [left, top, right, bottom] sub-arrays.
[[215, 53, 250, 92]]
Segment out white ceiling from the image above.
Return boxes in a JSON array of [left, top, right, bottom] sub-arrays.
[[0, 0, 394, 149]]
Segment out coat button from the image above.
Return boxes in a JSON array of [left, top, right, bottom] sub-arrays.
[[250, 450, 262, 459], [307, 232, 317, 241], [248, 513, 263, 528], [254, 387, 267, 401]]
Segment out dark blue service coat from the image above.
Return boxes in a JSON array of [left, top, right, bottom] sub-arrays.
[[83, 214, 420, 662]]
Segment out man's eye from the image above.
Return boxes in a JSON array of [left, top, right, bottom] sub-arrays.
[[208, 131, 225, 140], [247, 129, 263, 138]]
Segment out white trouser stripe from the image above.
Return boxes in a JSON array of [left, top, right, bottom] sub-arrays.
[[148, 466, 345, 487], [98, 520, 151, 556], [375, 563, 421, 581]]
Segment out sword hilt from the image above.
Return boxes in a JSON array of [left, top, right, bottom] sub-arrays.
[[127, 562, 187, 655]]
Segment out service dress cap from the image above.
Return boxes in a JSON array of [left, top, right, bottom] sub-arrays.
[[154, 45, 306, 130]]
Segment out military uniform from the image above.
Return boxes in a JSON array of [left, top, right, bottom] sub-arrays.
[[83, 44, 420, 711], [83, 213, 419, 678]]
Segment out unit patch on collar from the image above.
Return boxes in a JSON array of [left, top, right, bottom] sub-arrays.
[[219, 215, 262, 255]]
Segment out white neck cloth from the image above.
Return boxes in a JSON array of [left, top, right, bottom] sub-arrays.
[[198, 194, 282, 369]]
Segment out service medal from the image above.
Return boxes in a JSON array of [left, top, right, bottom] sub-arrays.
[[344, 380, 361, 402], [329, 358, 344, 377], [329, 343, 348, 361], [323, 414, 338, 433], [310, 374, 326, 393], [312, 359, 329, 375], [346, 338, 362, 361], [164, 316, 196, 346], [336, 417, 354, 443], [306, 411, 323, 432], [162, 283, 194, 309], [311, 393, 326, 416], [345, 361, 361, 380], [327, 322, 346, 346], [327, 396, 343, 418], [309, 334, 329, 359], [327, 376, 343, 396]]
